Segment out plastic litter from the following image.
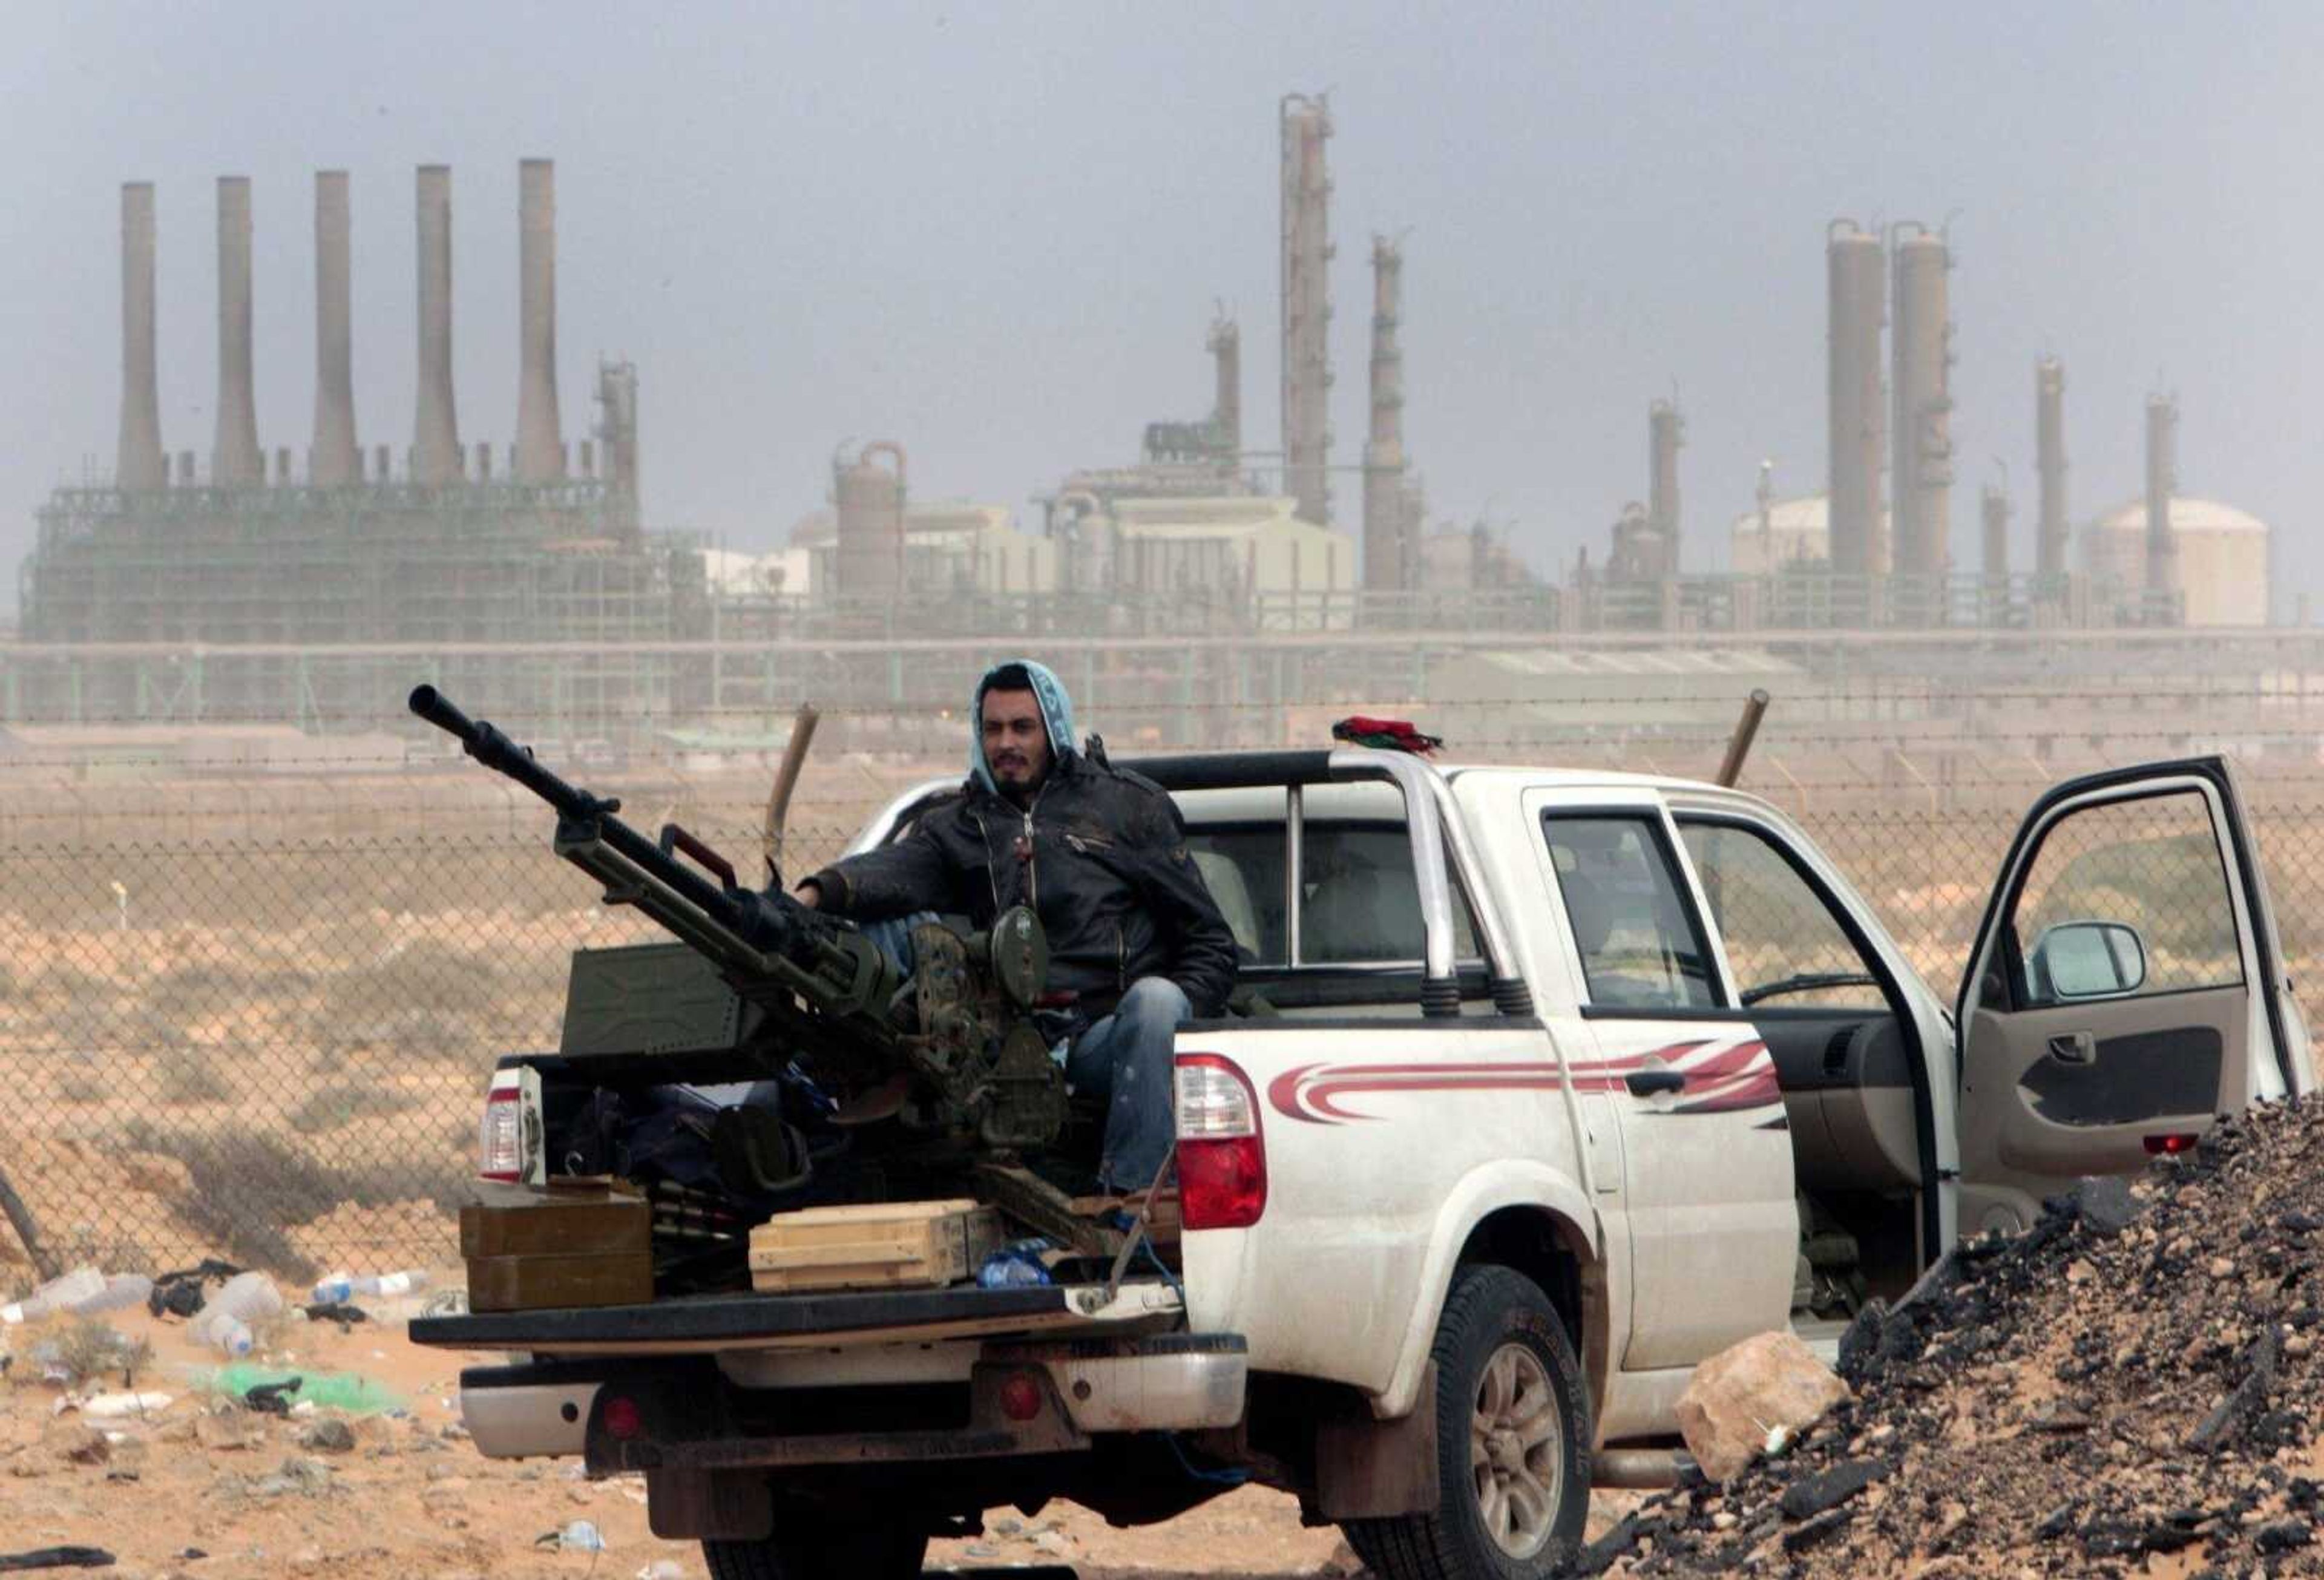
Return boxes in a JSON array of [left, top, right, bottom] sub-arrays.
[[0, 1547, 117, 1572], [203, 1364, 398, 1415], [76, 1274, 153, 1316], [976, 1239, 1056, 1290], [301, 1302, 370, 1328], [537, 1519, 605, 1553], [188, 1272, 283, 1357], [635, 1562, 686, 1580], [310, 1270, 428, 1304], [243, 1376, 303, 1415], [0, 1268, 107, 1326], [147, 1259, 241, 1320], [79, 1391, 171, 1418]]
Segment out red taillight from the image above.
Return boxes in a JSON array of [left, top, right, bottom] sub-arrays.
[[600, 1395, 643, 1440], [998, 1372, 1043, 1423], [2144, 1132, 2200, 1156], [478, 1082, 521, 1184], [1175, 1054, 1266, 1231]]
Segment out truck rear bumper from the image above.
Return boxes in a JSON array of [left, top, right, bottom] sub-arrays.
[[455, 1333, 1248, 1463], [412, 1279, 1181, 1357]]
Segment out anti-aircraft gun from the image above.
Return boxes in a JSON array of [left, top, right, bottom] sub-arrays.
[[409, 686, 1071, 1211]]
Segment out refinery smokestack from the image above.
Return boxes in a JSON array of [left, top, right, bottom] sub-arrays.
[[212, 176, 263, 487], [1207, 310, 1241, 459], [310, 171, 359, 486], [1649, 397, 1684, 576], [1279, 93, 1333, 528], [116, 182, 164, 490], [514, 158, 563, 482], [1890, 223, 1954, 585], [2145, 392, 2180, 616], [1825, 221, 1884, 578], [2035, 357, 2068, 579], [1981, 477, 2011, 580], [1362, 234, 1407, 591], [412, 165, 462, 485]]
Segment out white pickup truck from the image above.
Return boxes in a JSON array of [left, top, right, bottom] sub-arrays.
[[413, 748, 2309, 1580]]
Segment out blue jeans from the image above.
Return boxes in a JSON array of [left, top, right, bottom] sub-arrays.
[[1067, 977, 1191, 1193]]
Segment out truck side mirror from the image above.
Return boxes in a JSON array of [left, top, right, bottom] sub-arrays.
[[2029, 920, 2148, 1002]]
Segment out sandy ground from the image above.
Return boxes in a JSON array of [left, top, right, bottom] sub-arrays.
[[0, 1276, 1642, 1580]]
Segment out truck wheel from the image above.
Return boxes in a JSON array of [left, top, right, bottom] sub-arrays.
[[1346, 1264, 1589, 1579], [701, 1523, 928, 1580]]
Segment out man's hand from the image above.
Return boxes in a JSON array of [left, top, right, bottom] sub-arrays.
[[793, 881, 821, 911]]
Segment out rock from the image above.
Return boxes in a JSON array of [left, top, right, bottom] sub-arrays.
[[2256, 1519, 2316, 1553], [2072, 1176, 2142, 1236], [1782, 1506, 1857, 1553], [194, 1412, 263, 1452], [1030, 1531, 1074, 1557], [297, 1418, 355, 1454], [1675, 1331, 1851, 1482], [41, 1420, 112, 1467], [1777, 1457, 1884, 1521], [1321, 1539, 1367, 1576]]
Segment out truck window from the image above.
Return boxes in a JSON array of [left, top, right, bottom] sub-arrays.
[[1184, 818, 1481, 967], [1678, 820, 1888, 1010], [1541, 812, 1718, 1011], [2007, 789, 2243, 1007]]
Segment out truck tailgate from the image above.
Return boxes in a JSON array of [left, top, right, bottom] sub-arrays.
[[409, 1279, 1184, 1357]]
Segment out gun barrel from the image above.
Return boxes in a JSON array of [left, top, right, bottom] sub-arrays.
[[409, 684, 901, 1031]]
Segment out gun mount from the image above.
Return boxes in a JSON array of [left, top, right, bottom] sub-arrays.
[[409, 686, 1068, 1159]]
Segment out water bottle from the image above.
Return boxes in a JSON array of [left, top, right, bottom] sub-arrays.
[[189, 1272, 284, 1355], [69, 1274, 154, 1316], [0, 1267, 108, 1325], [314, 1270, 428, 1303]]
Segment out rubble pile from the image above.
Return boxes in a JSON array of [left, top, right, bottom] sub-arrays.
[[1579, 1099, 2324, 1577]]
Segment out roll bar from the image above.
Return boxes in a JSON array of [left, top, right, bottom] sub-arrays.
[[844, 749, 1532, 1020]]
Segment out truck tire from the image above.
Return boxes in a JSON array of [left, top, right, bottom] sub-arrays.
[[701, 1523, 929, 1580], [1345, 1264, 1589, 1579]]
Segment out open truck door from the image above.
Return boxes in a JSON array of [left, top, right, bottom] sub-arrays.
[[1957, 757, 2312, 1236]]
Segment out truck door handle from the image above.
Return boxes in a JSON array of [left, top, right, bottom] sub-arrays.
[[2047, 1031, 2098, 1065], [1625, 1069, 1687, 1096]]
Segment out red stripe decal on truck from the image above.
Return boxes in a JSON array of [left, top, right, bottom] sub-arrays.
[[1266, 1039, 1777, 1124]]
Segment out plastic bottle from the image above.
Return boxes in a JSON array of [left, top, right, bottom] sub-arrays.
[[0, 1267, 107, 1325], [189, 1271, 284, 1355], [69, 1273, 154, 1316], [312, 1270, 428, 1303]]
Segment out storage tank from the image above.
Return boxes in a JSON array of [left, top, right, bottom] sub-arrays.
[[2080, 497, 2267, 626], [833, 442, 907, 598]]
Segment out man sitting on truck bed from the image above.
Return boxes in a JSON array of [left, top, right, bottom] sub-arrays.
[[795, 659, 1238, 1196]]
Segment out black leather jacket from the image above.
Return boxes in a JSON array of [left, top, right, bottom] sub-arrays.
[[806, 752, 1238, 1021]]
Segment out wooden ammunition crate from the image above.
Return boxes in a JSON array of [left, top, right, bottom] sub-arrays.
[[460, 1182, 654, 1313], [749, 1199, 1002, 1294]]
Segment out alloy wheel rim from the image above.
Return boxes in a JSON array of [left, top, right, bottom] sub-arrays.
[[1469, 1340, 1561, 1558]]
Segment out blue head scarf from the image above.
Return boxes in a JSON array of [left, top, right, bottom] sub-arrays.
[[968, 658, 1076, 795]]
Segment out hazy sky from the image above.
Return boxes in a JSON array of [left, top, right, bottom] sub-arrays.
[[5, 3, 2322, 614]]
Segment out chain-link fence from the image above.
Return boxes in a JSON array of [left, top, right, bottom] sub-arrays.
[[7, 776, 2324, 1289]]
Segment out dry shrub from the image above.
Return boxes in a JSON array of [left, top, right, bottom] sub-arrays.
[[121, 1119, 466, 1279], [291, 1081, 420, 1133], [51, 1317, 154, 1389], [157, 1049, 233, 1106], [53, 1067, 105, 1104]]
